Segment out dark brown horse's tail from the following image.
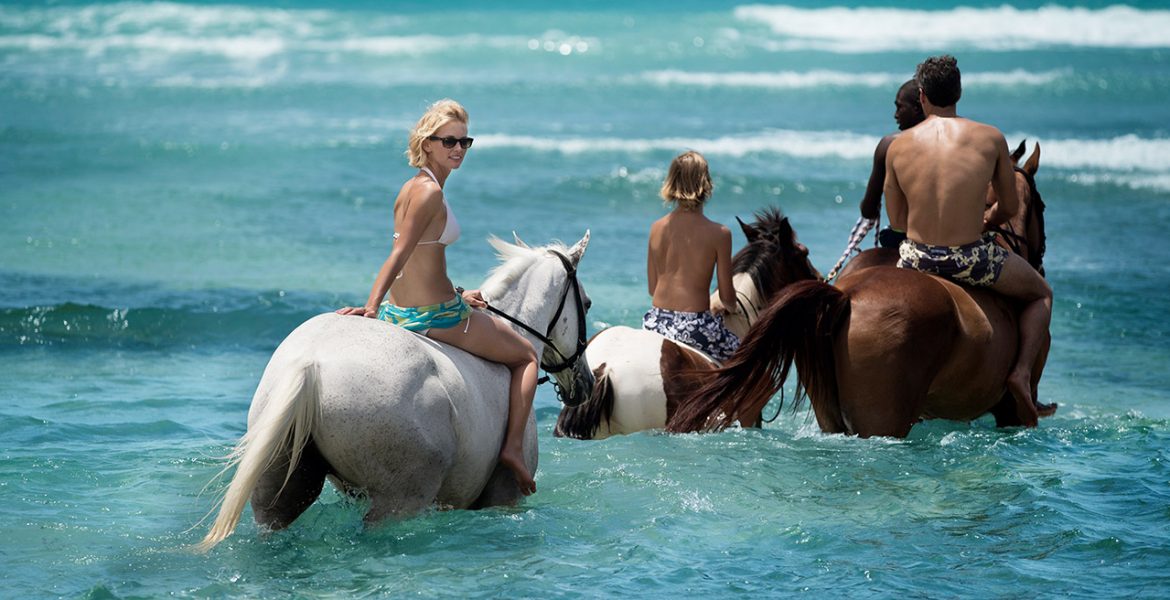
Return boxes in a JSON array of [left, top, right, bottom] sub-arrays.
[[666, 280, 850, 433], [554, 363, 614, 440]]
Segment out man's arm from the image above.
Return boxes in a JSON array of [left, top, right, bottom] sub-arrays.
[[984, 132, 1019, 228], [714, 226, 737, 314], [860, 135, 895, 220], [646, 235, 658, 297], [883, 142, 908, 232]]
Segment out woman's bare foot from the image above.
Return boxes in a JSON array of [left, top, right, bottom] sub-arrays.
[[499, 446, 535, 496], [1008, 369, 1039, 427]]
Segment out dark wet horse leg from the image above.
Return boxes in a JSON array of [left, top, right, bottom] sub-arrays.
[[250, 438, 330, 530]]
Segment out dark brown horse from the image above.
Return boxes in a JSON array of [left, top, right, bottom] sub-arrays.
[[668, 143, 1052, 437]]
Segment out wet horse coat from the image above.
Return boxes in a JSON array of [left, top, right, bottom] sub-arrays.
[[199, 234, 592, 550]]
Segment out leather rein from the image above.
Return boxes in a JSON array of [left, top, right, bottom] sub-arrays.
[[477, 251, 588, 399], [987, 166, 1039, 269]]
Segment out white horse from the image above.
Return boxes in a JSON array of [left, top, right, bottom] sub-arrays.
[[554, 209, 820, 440], [199, 233, 592, 551]]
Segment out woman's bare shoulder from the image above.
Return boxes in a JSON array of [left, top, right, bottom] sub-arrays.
[[701, 216, 731, 236], [395, 177, 444, 210]]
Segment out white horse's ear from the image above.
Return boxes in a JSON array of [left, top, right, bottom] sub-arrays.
[[568, 230, 590, 265], [512, 231, 530, 248]]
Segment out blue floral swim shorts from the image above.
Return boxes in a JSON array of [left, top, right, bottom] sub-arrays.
[[896, 232, 1007, 287], [642, 307, 740, 363]]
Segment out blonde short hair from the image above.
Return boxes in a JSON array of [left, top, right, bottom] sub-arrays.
[[405, 99, 469, 168], [660, 150, 713, 210]]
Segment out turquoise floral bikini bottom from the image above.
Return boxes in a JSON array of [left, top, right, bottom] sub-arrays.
[[377, 295, 472, 333]]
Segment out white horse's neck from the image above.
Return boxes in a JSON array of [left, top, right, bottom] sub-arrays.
[[722, 272, 762, 339], [480, 247, 570, 355]]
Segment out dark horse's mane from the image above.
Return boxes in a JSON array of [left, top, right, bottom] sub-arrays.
[[731, 206, 799, 299]]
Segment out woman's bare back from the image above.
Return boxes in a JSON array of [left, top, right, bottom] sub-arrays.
[[387, 175, 456, 307], [647, 210, 733, 313]]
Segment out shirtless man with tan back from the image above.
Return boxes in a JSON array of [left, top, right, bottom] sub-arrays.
[[884, 55, 1053, 426]]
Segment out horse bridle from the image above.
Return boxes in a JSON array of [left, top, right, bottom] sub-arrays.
[[989, 222, 1028, 254], [477, 250, 588, 400], [987, 166, 1041, 271], [734, 290, 763, 324]]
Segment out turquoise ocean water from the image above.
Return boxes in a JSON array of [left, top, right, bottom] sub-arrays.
[[3, 1, 1170, 597]]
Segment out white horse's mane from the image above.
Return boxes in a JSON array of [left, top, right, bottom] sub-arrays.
[[480, 235, 570, 300]]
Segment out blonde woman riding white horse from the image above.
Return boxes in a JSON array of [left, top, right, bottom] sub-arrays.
[[199, 234, 592, 551], [198, 98, 593, 550]]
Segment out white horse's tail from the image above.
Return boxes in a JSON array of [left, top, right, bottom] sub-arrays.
[[196, 359, 321, 552]]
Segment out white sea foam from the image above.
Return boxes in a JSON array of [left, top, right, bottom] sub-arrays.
[[478, 131, 1170, 178], [0, 32, 286, 60], [0, 3, 528, 61], [1038, 134, 1170, 173], [1065, 173, 1170, 192], [733, 5, 1170, 52], [477, 131, 881, 160], [4, 2, 338, 34], [641, 69, 1068, 90], [0, 31, 525, 61], [154, 74, 278, 90]]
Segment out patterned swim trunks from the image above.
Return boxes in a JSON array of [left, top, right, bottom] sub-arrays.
[[642, 307, 740, 363], [896, 232, 1007, 287], [377, 294, 472, 334]]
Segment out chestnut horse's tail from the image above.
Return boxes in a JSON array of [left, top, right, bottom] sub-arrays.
[[666, 280, 850, 433]]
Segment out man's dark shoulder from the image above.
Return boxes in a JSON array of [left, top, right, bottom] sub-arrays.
[[875, 132, 899, 157]]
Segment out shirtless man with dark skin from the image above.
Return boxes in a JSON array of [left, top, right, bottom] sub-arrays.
[[861, 79, 926, 247], [826, 80, 925, 280], [885, 55, 1053, 427]]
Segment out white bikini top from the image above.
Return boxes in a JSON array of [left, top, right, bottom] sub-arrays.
[[393, 166, 460, 247]]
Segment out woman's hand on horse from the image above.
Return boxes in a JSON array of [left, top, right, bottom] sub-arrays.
[[461, 288, 487, 309], [336, 305, 378, 318], [711, 297, 737, 317]]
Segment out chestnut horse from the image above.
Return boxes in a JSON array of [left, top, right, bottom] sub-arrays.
[[668, 143, 1051, 437], [554, 208, 820, 439]]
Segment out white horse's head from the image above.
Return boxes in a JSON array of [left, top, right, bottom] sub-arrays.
[[482, 231, 593, 406]]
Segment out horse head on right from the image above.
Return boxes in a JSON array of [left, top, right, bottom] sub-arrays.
[[735, 206, 821, 292], [722, 207, 822, 337], [990, 140, 1046, 274]]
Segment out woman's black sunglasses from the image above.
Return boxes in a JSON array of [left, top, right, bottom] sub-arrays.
[[427, 135, 474, 149]]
